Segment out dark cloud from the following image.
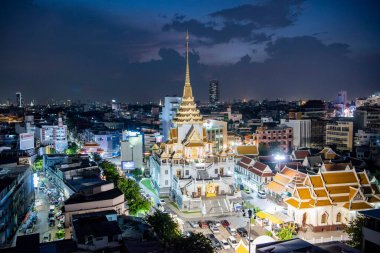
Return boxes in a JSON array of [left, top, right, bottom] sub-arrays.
[[163, 0, 303, 44], [210, 0, 303, 28]]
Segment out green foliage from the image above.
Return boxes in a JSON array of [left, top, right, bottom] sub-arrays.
[[265, 231, 273, 237], [118, 177, 150, 215], [33, 157, 43, 172], [174, 233, 213, 253], [132, 168, 143, 181], [55, 229, 65, 239], [91, 152, 102, 163], [343, 215, 365, 249], [258, 143, 269, 156], [99, 161, 120, 185], [276, 227, 293, 240], [147, 210, 180, 246], [65, 142, 79, 155]]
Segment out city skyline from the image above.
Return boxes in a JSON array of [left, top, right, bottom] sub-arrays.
[[1, 0, 379, 103]]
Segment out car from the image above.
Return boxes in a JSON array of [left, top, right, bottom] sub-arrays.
[[237, 227, 248, 237], [226, 226, 237, 236], [55, 210, 62, 217], [26, 228, 33, 234], [227, 236, 238, 248], [221, 219, 230, 228], [188, 220, 199, 228], [257, 190, 266, 199], [214, 220, 221, 227], [221, 239, 231, 250], [42, 235, 50, 243], [159, 199, 166, 205], [245, 236, 254, 245], [209, 225, 220, 234], [211, 238, 222, 250], [56, 214, 64, 220], [183, 231, 194, 237], [198, 220, 208, 228], [57, 223, 64, 229], [206, 233, 215, 240]]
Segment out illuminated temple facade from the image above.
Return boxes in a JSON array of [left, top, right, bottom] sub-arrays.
[[150, 33, 236, 212]]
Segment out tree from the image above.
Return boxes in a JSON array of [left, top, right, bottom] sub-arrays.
[[99, 161, 120, 184], [33, 157, 43, 172], [132, 168, 143, 181], [146, 210, 180, 247], [174, 233, 213, 253], [65, 142, 79, 155], [276, 227, 293, 240], [258, 143, 269, 156], [344, 215, 365, 249], [91, 152, 102, 163], [118, 177, 150, 215]]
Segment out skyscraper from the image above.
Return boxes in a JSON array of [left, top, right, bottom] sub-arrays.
[[209, 80, 219, 104], [16, 92, 23, 107]]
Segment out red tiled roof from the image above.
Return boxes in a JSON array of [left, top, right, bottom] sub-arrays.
[[252, 161, 267, 171], [239, 156, 252, 165], [294, 150, 310, 160]]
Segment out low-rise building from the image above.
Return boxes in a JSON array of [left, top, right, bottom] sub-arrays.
[[326, 121, 353, 152], [284, 170, 380, 232], [252, 125, 293, 153], [359, 209, 380, 252]]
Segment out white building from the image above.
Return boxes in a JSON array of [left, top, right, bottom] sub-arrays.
[[354, 129, 380, 147], [281, 119, 311, 148], [35, 117, 68, 152], [121, 131, 143, 170], [203, 119, 227, 152], [150, 34, 237, 213], [160, 96, 182, 142]]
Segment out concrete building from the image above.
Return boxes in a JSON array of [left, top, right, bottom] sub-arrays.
[[359, 209, 380, 252], [72, 210, 122, 252], [0, 165, 34, 246], [354, 130, 380, 147], [354, 106, 380, 133], [15, 92, 23, 108], [209, 79, 219, 104], [63, 184, 125, 227], [160, 96, 181, 142], [252, 125, 293, 153], [310, 118, 329, 148], [121, 130, 143, 170], [35, 117, 68, 152], [281, 119, 311, 148], [93, 131, 121, 158], [326, 121, 353, 152], [203, 119, 227, 152]]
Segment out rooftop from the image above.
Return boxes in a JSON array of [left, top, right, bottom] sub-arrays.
[[65, 188, 123, 205]]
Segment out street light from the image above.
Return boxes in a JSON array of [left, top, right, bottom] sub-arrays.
[[130, 144, 134, 161], [247, 208, 256, 253]]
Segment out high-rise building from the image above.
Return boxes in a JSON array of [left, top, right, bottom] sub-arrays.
[[336, 90, 347, 105], [209, 80, 219, 104], [159, 96, 181, 142], [35, 116, 68, 152], [326, 120, 353, 152], [121, 130, 144, 170], [281, 119, 311, 148], [16, 92, 23, 108]]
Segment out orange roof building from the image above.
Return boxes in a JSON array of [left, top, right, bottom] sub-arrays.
[[284, 169, 380, 232]]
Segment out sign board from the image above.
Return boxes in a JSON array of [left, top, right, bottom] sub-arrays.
[[20, 133, 34, 150], [121, 161, 135, 171]]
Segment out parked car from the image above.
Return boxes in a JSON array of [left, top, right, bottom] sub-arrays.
[[188, 220, 199, 228], [227, 236, 238, 248], [237, 227, 248, 237], [211, 238, 222, 250], [221, 239, 231, 250], [198, 220, 208, 228], [55, 210, 62, 217], [214, 220, 221, 227], [56, 214, 64, 220], [42, 235, 50, 243], [159, 199, 166, 205], [220, 219, 230, 228], [26, 228, 33, 234], [209, 225, 220, 234], [226, 226, 237, 236], [206, 234, 215, 240], [257, 190, 266, 199]]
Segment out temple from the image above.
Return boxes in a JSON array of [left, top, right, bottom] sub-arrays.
[[149, 32, 237, 212]]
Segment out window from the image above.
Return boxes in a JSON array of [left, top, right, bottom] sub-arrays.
[[185, 170, 189, 176], [165, 170, 168, 175], [336, 212, 342, 222], [165, 180, 169, 185], [215, 169, 218, 174], [321, 212, 328, 224]]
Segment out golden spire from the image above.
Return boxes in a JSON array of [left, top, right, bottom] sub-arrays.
[[183, 30, 193, 98]]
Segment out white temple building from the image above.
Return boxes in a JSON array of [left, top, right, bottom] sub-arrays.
[[149, 33, 237, 212]]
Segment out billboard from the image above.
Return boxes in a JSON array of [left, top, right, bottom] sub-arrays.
[[20, 133, 34, 150], [121, 161, 135, 171]]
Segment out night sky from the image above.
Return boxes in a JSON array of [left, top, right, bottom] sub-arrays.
[[1, 0, 380, 103]]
